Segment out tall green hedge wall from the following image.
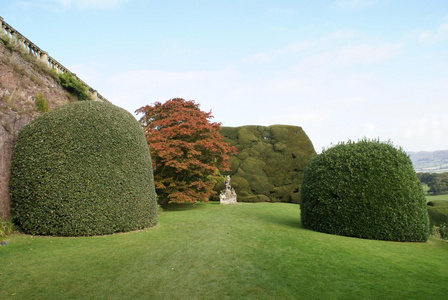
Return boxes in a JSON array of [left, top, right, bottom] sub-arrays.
[[300, 139, 429, 242], [215, 125, 316, 203], [10, 101, 158, 236]]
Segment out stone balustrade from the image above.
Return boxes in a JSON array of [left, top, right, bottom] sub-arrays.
[[0, 16, 110, 103]]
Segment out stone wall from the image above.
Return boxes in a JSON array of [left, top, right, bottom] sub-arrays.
[[0, 113, 32, 220]]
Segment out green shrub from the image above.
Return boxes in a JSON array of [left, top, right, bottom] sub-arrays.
[[35, 92, 49, 112], [300, 139, 429, 242], [58, 72, 90, 100], [49, 68, 60, 81], [432, 223, 448, 240], [427, 200, 448, 226], [0, 34, 14, 51], [10, 101, 158, 236], [439, 223, 448, 240], [215, 125, 316, 203], [427, 200, 448, 239], [0, 217, 13, 246]]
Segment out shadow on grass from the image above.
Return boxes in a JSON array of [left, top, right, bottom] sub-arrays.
[[162, 202, 210, 212], [259, 214, 303, 230]]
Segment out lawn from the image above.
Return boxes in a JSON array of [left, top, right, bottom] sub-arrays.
[[426, 193, 448, 202], [422, 183, 448, 233], [422, 184, 448, 203], [1, 202, 447, 299]]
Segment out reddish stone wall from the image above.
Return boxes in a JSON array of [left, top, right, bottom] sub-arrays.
[[0, 44, 74, 220]]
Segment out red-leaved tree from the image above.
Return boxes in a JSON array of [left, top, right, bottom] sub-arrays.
[[136, 98, 237, 205]]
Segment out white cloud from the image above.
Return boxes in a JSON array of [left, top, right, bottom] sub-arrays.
[[96, 60, 447, 152], [103, 67, 242, 116], [301, 43, 402, 68], [334, 96, 368, 109], [69, 63, 103, 85], [257, 109, 331, 126], [280, 30, 361, 56], [338, 43, 402, 64], [281, 41, 315, 55], [242, 53, 272, 63], [333, 0, 389, 11], [404, 116, 448, 150], [56, 23, 446, 153], [14, 0, 130, 10], [106, 68, 238, 92], [363, 121, 376, 132], [400, 94, 448, 151], [418, 22, 448, 43], [266, 78, 316, 96]]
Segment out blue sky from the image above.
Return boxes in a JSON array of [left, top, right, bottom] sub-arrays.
[[2, 0, 448, 152]]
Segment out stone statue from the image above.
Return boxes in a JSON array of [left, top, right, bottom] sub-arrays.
[[225, 175, 231, 190], [220, 175, 237, 205]]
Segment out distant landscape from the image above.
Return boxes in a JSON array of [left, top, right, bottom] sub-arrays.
[[408, 150, 448, 173]]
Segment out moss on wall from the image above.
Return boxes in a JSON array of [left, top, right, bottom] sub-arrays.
[[215, 125, 316, 203]]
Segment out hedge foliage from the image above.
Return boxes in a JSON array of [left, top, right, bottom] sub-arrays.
[[10, 101, 158, 236], [300, 139, 429, 242], [215, 125, 316, 203], [427, 200, 448, 239]]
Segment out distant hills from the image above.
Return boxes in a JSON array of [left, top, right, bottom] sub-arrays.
[[408, 150, 448, 173]]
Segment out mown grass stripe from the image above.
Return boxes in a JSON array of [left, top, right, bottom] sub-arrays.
[[1, 202, 447, 299]]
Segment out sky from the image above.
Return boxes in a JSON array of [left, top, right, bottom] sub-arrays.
[[2, 0, 448, 152]]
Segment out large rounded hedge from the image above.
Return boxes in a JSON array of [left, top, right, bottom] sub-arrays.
[[10, 101, 158, 236], [215, 125, 316, 203], [300, 139, 429, 242]]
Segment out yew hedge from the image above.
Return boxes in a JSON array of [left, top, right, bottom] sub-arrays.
[[216, 125, 316, 203], [300, 139, 429, 242], [10, 101, 158, 236]]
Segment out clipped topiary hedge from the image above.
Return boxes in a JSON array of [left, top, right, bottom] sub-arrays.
[[300, 139, 429, 242], [10, 101, 158, 236], [215, 125, 316, 203]]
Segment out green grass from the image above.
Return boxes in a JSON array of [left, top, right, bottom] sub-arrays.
[[426, 193, 448, 202], [1, 203, 447, 299], [422, 184, 448, 233], [422, 184, 448, 203]]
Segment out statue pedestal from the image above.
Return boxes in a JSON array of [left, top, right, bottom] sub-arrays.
[[220, 188, 237, 205]]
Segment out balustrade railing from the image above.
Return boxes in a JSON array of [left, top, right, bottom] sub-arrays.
[[0, 16, 110, 103]]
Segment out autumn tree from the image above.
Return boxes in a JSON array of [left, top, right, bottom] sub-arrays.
[[136, 98, 237, 205]]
